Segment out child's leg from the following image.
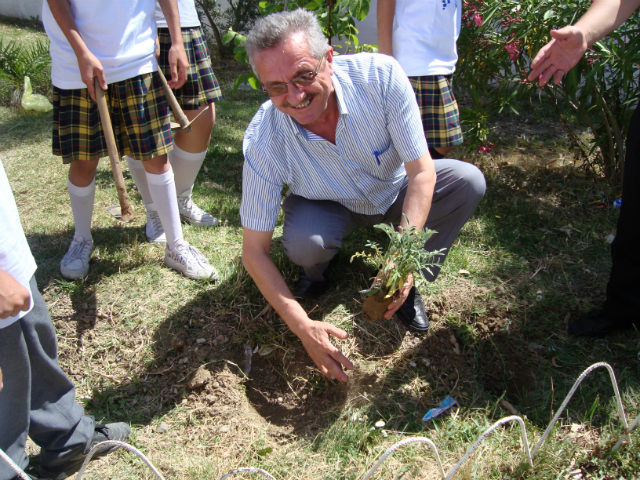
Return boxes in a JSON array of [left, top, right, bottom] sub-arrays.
[[141, 155, 183, 250], [52, 86, 101, 279], [172, 104, 214, 194], [171, 105, 218, 226], [67, 159, 99, 241], [126, 155, 166, 244], [158, 26, 222, 226]]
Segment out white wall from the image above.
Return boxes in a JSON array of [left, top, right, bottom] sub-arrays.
[[0, 0, 43, 20]]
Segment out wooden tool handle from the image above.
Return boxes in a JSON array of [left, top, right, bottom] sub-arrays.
[[94, 77, 134, 220], [156, 68, 191, 132]]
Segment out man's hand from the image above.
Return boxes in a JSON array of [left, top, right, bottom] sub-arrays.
[[166, 44, 188, 89], [297, 320, 353, 382], [528, 26, 588, 86], [78, 50, 107, 102], [383, 272, 413, 320], [0, 269, 31, 320]]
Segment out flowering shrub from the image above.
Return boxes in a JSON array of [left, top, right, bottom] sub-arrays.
[[457, 0, 640, 182]]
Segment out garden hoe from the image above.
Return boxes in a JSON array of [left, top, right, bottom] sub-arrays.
[[94, 77, 135, 222], [156, 68, 210, 132]]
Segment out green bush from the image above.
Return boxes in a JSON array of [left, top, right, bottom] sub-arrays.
[[457, 0, 640, 183], [196, 0, 261, 58], [0, 38, 51, 107]]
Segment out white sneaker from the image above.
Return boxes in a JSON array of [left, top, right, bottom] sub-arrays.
[[164, 242, 218, 280], [145, 208, 166, 244], [60, 236, 94, 280], [177, 194, 219, 227]]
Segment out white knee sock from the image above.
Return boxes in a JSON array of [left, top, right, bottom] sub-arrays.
[[67, 178, 95, 241], [145, 168, 183, 250], [169, 144, 207, 197], [126, 155, 153, 206]]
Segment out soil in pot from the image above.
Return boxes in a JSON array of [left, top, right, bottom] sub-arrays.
[[362, 290, 394, 322]]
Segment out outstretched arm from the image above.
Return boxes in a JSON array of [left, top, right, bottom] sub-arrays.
[[242, 228, 353, 382], [46, 0, 106, 101], [528, 0, 640, 86], [377, 0, 396, 56], [157, 0, 189, 89]]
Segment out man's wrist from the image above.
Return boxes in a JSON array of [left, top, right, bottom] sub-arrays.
[[287, 313, 314, 338]]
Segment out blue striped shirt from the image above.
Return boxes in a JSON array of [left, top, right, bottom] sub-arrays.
[[241, 53, 428, 232]]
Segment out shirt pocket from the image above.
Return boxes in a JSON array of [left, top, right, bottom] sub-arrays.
[[368, 142, 403, 181]]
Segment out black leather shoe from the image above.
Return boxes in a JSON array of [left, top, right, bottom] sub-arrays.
[[293, 257, 339, 299], [395, 287, 429, 332], [293, 272, 330, 299], [568, 305, 636, 336]]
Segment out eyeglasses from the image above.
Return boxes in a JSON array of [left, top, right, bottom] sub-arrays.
[[262, 55, 326, 97]]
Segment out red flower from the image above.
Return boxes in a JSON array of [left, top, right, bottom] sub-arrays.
[[473, 13, 483, 27], [478, 142, 494, 153], [505, 41, 520, 61]]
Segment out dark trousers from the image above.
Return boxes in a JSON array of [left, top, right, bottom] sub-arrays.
[[281, 159, 486, 282], [0, 276, 93, 480], [605, 103, 640, 318]]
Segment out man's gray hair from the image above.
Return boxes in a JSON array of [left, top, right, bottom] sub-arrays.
[[245, 8, 329, 74]]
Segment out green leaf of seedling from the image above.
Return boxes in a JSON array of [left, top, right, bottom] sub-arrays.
[[257, 447, 273, 457]]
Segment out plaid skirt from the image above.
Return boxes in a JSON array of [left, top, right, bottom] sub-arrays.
[[52, 72, 172, 163], [409, 75, 463, 149], [158, 26, 223, 109]]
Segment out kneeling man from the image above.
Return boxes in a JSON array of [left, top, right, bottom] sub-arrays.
[[240, 9, 486, 382]]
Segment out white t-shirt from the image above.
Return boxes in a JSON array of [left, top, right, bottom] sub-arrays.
[[42, 0, 158, 89], [392, 0, 462, 76], [0, 160, 37, 329], [155, 0, 201, 28]]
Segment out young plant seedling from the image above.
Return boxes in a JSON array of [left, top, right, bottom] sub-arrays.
[[351, 214, 444, 321]]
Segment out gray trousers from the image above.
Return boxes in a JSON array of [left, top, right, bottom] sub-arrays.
[[282, 159, 486, 282], [0, 276, 93, 480]]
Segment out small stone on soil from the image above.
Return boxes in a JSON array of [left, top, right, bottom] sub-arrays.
[[156, 422, 169, 434], [187, 366, 211, 389]]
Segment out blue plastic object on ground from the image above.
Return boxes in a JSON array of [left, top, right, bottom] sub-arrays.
[[422, 396, 458, 422]]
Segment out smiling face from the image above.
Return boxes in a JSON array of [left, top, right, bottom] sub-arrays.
[[253, 32, 336, 128]]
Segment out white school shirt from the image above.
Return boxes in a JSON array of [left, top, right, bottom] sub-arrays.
[[392, 0, 462, 76], [0, 160, 37, 329], [155, 0, 201, 28], [42, 0, 158, 89], [240, 53, 428, 232]]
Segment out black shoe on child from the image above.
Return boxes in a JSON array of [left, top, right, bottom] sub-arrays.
[[39, 422, 131, 480], [395, 286, 430, 332], [567, 304, 637, 336]]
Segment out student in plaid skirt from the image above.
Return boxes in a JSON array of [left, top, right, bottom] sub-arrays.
[[43, 0, 217, 281], [127, 0, 225, 244], [378, 0, 464, 159]]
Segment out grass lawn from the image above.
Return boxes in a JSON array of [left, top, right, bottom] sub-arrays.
[[1, 17, 639, 480]]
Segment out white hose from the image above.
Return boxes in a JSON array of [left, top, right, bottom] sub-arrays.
[[1, 362, 637, 480]]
